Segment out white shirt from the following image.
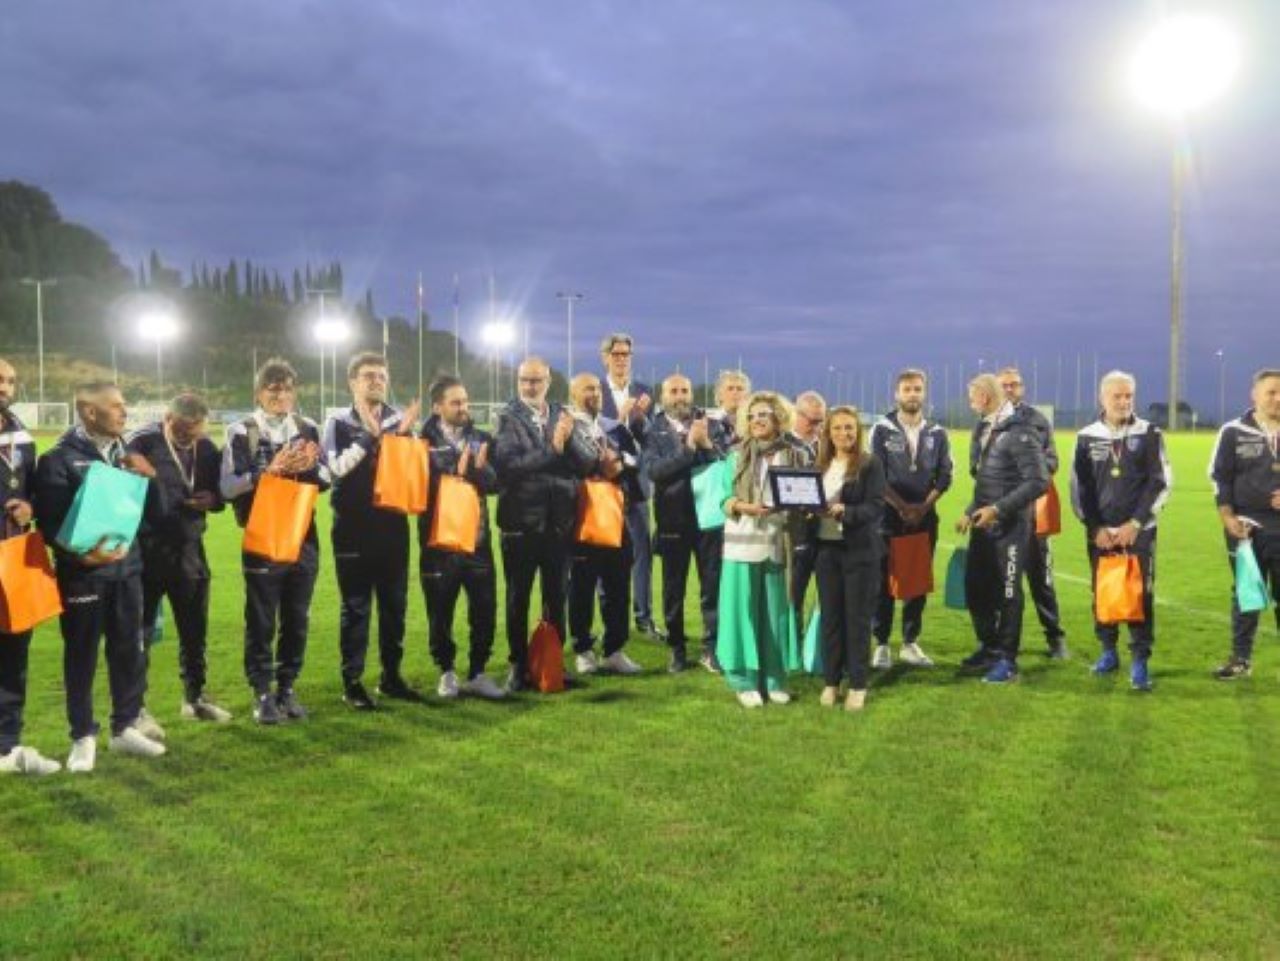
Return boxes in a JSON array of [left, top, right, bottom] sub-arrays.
[[608, 379, 630, 418], [818, 461, 848, 541]]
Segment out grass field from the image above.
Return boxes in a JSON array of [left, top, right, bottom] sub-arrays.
[[2, 430, 1279, 960]]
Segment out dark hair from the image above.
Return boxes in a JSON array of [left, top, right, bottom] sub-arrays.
[[168, 391, 209, 420], [896, 368, 927, 387], [429, 375, 465, 406], [73, 381, 119, 417], [346, 351, 387, 381], [255, 357, 297, 391]]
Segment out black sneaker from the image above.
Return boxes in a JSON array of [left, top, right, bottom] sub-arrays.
[[959, 646, 997, 673], [343, 682, 377, 711], [1214, 657, 1252, 680], [377, 676, 423, 702], [253, 691, 282, 726], [668, 650, 689, 674], [1047, 637, 1069, 659], [699, 651, 723, 675], [276, 688, 308, 720]]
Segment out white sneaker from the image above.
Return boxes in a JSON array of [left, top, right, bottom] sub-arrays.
[[134, 708, 167, 742], [460, 673, 507, 700], [767, 690, 792, 705], [819, 686, 838, 707], [736, 691, 764, 709], [0, 746, 62, 776], [67, 736, 97, 773], [437, 670, 460, 699], [899, 642, 934, 667], [181, 697, 233, 723], [601, 651, 642, 675], [574, 651, 600, 675], [872, 644, 892, 670], [109, 726, 167, 758], [845, 689, 867, 712]]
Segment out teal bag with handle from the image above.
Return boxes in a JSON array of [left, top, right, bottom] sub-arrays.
[[1235, 540, 1271, 614], [691, 460, 727, 531], [944, 546, 968, 610], [802, 610, 823, 675], [56, 462, 148, 554]]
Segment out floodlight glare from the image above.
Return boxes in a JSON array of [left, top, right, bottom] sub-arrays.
[[1130, 15, 1240, 115], [314, 318, 351, 344], [482, 320, 518, 350], [137, 312, 180, 343]]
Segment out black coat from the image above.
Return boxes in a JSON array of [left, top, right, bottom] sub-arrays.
[[492, 399, 595, 537], [125, 423, 224, 547], [806, 457, 886, 560], [968, 406, 1049, 524], [644, 411, 733, 537]]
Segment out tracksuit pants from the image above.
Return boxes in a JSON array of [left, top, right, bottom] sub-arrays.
[[569, 538, 633, 657], [58, 574, 147, 739], [421, 545, 497, 680], [656, 528, 723, 658], [1227, 528, 1280, 661], [335, 547, 408, 687], [1088, 529, 1157, 659], [243, 541, 318, 695], [141, 539, 212, 703], [1025, 532, 1065, 643], [0, 630, 33, 754], [966, 519, 1030, 662], [815, 542, 879, 690], [501, 530, 570, 671]]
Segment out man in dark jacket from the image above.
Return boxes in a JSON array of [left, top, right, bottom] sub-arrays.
[[998, 367, 1067, 656], [322, 351, 420, 711], [0, 357, 61, 776], [220, 358, 329, 724], [786, 390, 827, 637], [1210, 368, 1280, 679], [870, 369, 952, 669], [34, 382, 168, 772], [493, 356, 595, 691], [645, 374, 733, 673], [957, 374, 1049, 683], [419, 376, 506, 700], [1070, 371, 1171, 691], [126, 391, 232, 722]]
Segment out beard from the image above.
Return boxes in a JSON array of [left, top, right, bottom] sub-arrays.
[[667, 400, 693, 420], [899, 399, 922, 414]]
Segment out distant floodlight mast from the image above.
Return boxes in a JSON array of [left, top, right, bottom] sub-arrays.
[[19, 276, 57, 410], [1129, 14, 1240, 430], [137, 311, 180, 395], [481, 320, 518, 406]]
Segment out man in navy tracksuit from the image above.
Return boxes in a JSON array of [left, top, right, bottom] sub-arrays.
[[0, 358, 61, 776], [1070, 371, 1172, 691], [1211, 368, 1280, 679], [419, 376, 506, 701], [34, 382, 168, 772], [870, 369, 953, 668], [957, 374, 1049, 683], [220, 358, 329, 724], [323, 351, 420, 711]]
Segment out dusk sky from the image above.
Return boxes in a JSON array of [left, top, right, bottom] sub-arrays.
[[2, 0, 1276, 414]]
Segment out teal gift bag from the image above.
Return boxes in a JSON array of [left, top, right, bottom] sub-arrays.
[[56, 462, 148, 554], [944, 547, 968, 610], [691, 460, 726, 531], [802, 610, 823, 675], [1235, 540, 1271, 614]]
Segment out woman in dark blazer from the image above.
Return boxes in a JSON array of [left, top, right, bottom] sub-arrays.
[[812, 406, 886, 711]]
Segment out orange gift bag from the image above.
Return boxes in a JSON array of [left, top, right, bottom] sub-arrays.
[[1094, 553, 1145, 624], [888, 532, 934, 600], [428, 474, 481, 554], [528, 619, 565, 693], [1035, 484, 1061, 537], [373, 435, 430, 515], [243, 474, 319, 564], [0, 531, 64, 634], [576, 479, 624, 548]]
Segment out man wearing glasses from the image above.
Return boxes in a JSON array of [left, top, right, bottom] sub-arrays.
[[787, 391, 826, 632], [598, 333, 663, 641]]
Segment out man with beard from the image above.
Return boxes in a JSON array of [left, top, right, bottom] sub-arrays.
[[126, 391, 233, 723], [493, 357, 596, 691], [567, 372, 643, 676], [869, 369, 952, 668], [35, 382, 168, 771], [646, 374, 733, 673], [0, 358, 61, 775], [323, 351, 421, 711], [419, 376, 506, 700]]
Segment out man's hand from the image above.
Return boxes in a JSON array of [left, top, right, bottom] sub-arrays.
[[552, 412, 575, 453], [121, 453, 156, 478], [632, 393, 652, 420], [184, 491, 217, 513], [269, 441, 318, 475], [397, 399, 422, 435], [3, 498, 32, 528], [1093, 528, 1116, 550], [828, 503, 846, 521], [474, 442, 489, 472], [900, 503, 926, 528], [1222, 513, 1251, 541], [971, 506, 1000, 530], [1112, 522, 1139, 549], [81, 536, 128, 567], [600, 447, 623, 480], [687, 417, 711, 450], [955, 514, 972, 535], [1271, 490, 1280, 511], [356, 400, 383, 437], [457, 443, 472, 477]]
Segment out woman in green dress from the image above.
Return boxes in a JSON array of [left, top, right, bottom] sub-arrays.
[[716, 391, 803, 707]]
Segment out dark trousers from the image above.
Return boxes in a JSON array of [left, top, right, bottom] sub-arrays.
[[1088, 529, 1157, 658], [141, 539, 211, 702], [657, 527, 723, 656], [1228, 528, 1280, 660], [0, 630, 33, 754], [1025, 533, 1064, 642], [874, 513, 939, 645], [335, 547, 408, 686], [569, 538, 633, 656], [966, 519, 1030, 661], [626, 500, 654, 624], [421, 545, 497, 679], [791, 539, 818, 631], [243, 541, 318, 694], [59, 575, 147, 739], [501, 530, 569, 669], [815, 542, 879, 690]]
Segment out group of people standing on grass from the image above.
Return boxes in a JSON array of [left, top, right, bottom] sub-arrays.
[[0, 339, 1277, 776]]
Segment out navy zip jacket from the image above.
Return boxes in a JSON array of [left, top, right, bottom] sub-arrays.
[[869, 412, 953, 518], [219, 412, 330, 546], [419, 415, 498, 558], [644, 410, 733, 537], [1210, 408, 1280, 533], [1070, 415, 1172, 533], [968, 406, 1049, 522], [125, 422, 224, 546], [323, 404, 410, 557]]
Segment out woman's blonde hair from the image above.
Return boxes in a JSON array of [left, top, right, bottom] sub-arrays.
[[816, 405, 866, 481], [735, 390, 793, 440]]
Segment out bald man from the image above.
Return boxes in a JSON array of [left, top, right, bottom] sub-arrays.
[[493, 357, 597, 691]]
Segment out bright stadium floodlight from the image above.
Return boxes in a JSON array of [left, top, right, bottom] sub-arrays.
[[1130, 15, 1240, 116], [313, 317, 351, 412], [137, 312, 180, 395]]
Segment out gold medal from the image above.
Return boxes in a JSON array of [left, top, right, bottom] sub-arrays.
[[1110, 467, 1121, 478]]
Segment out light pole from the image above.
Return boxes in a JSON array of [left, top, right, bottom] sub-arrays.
[[556, 291, 583, 377], [1216, 348, 1226, 426], [307, 287, 339, 416], [481, 321, 517, 413], [137, 312, 180, 397], [314, 318, 351, 417], [19, 276, 56, 410], [1130, 14, 1239, 430]]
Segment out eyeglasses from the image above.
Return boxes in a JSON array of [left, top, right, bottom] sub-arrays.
[[747, 410, 775, 422], [608, 350, 632, 359]]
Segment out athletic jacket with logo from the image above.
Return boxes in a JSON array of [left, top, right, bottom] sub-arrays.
[[1070, 416, 1172, 532]]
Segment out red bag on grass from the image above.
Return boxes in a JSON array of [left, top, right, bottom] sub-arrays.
[[528, 619, 565, 694]]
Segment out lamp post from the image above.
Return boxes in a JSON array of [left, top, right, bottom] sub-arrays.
[[314, 318, 351, 417], [482, 321, 518, 412], [19, 276, 56, 410], [137, 312, 180, 397], [556, 291, 583, 377], [1216, 348, 1226, 426], [1130, 14, 1240, 430]]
